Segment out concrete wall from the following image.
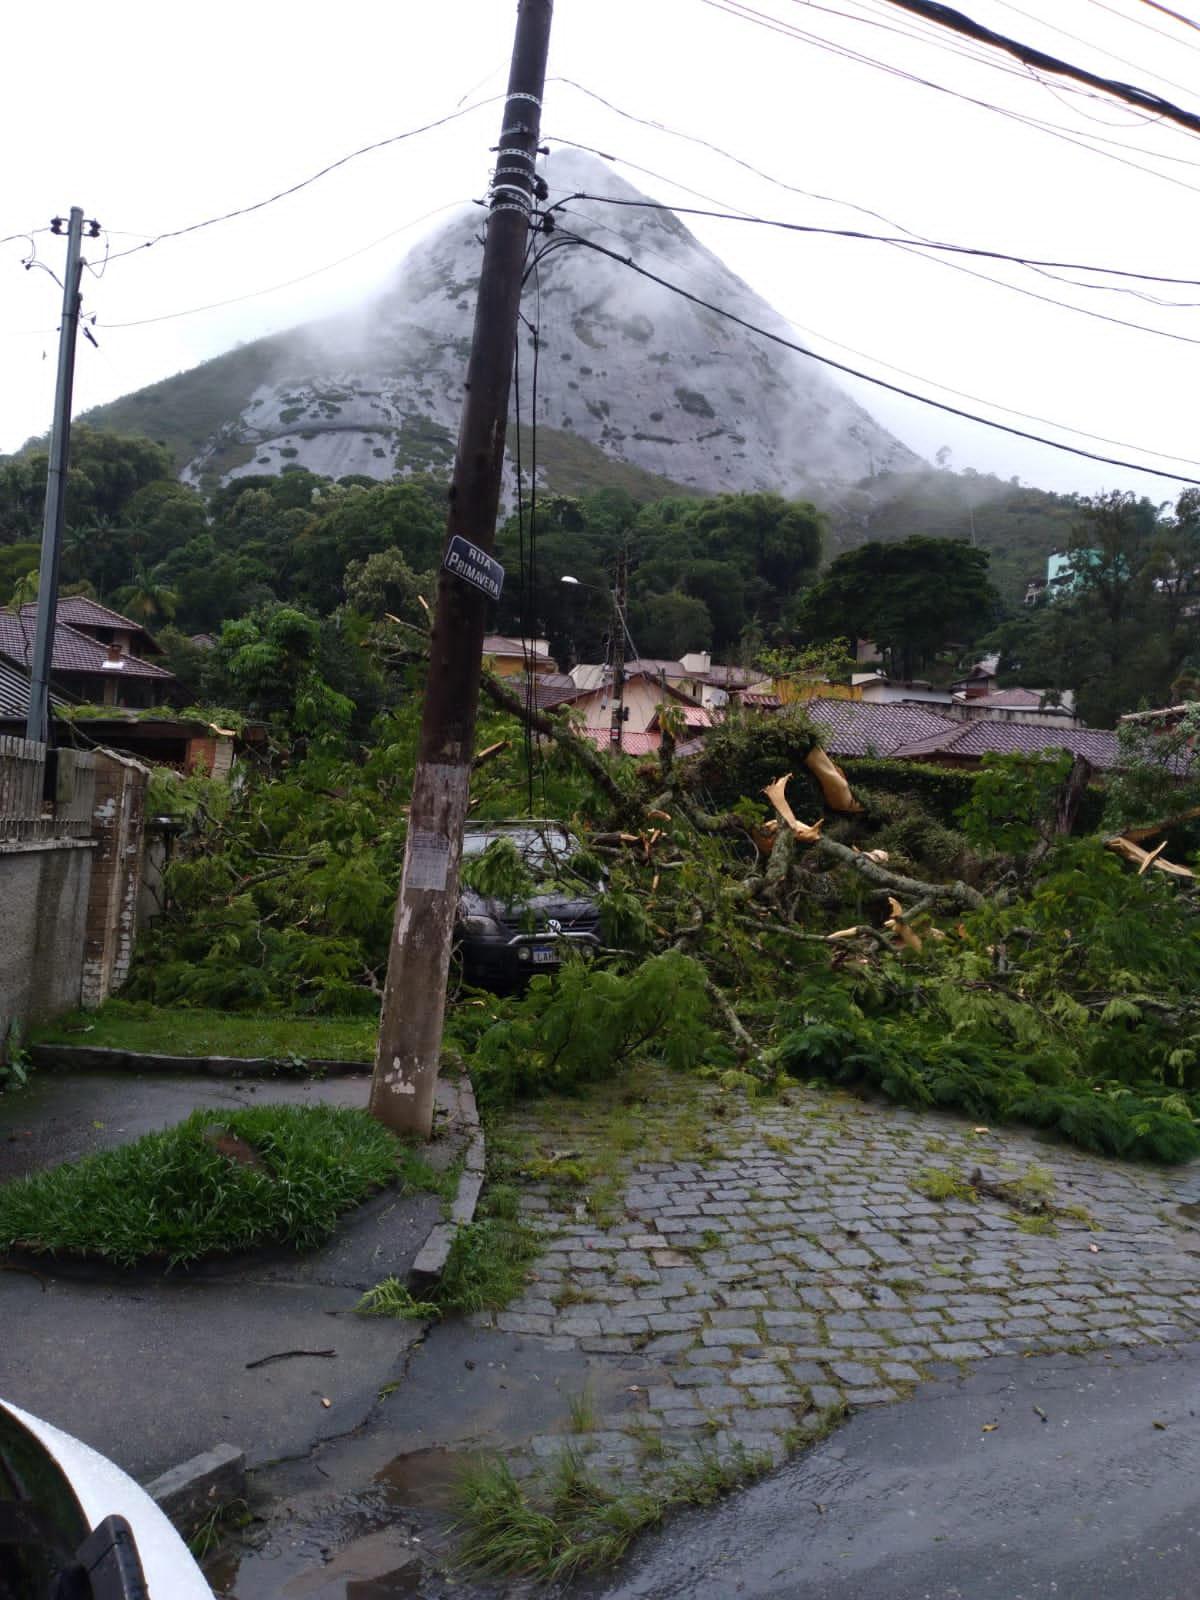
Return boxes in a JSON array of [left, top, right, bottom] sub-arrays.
[[0, 838, 94, 1040], [0, 740, 149, 1055]]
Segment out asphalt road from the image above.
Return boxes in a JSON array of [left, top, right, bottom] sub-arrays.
[[580, 1343, 1200, 1600]]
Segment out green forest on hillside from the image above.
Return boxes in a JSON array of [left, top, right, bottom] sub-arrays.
[[2, 426, 1198, 726]]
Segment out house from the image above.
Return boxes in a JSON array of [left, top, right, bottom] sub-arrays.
[[947, 686, 1080, 729], [853, 674, 954, 708], [537, 663, 712, 752], [0, 599, 180, 710], [482, 635, 559, 679]]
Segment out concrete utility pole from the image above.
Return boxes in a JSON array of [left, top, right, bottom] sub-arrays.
[[369, 0, 554, 1137], [27, 208, 88, 747]]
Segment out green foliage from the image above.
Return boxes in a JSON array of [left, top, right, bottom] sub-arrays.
[[841, 759, 979, 829], [460, 838, 537, 904], [983, 489, 1196, 726], [0, 1104, 401, 1267], [452, 953, 716, 1108], [775, 838, 1200, 1162], [796, 535, 997, 679], [354, 1278, 441, 1320], [956, 749, 1073, 856], [685, 702, 820, 810], [29, 1001, 375, 1061], [453, 1439, 772, 1581], [435, 1216, 543, 1313], [1103, 704, 1200, 847]]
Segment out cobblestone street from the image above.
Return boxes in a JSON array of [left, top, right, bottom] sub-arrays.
[[478, 1080, 1200, 1490]]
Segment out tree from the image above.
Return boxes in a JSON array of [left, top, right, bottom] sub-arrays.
[[987, 492, 1176, 726], [628, 590, 713, 659], [797, 536, 996, 678]]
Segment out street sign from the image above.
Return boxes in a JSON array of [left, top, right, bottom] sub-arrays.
[[444, 536, 505, 601]]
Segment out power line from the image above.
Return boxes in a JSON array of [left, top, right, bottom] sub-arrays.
[[547, 226, 1200, 486], [1138, 0, 1200, 33], [560, 188, 1200, 290], [871, 0, 1200, 135], [1084, 0, 1200, 53], [698, 0, 1200, 217], [104, 98, 501, 263], [550, 194, 1200, 467], [99, 202, 467, 330]]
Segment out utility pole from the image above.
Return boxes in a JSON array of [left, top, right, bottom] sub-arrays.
[[369, 0, 553, 1138], [609, 547, 628, 751], [27, 208, 89, 747]]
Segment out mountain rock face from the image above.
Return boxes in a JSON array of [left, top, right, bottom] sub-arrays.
[[88, 150, 922, 495]]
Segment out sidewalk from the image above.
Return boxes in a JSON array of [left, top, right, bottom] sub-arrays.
[[0, 1068, 473, 1493], [8, 1061, 1200, 1597], [218, 1070, 1200, 1597]]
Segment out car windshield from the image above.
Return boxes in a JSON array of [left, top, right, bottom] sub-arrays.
[[462, 824, 575, 881]]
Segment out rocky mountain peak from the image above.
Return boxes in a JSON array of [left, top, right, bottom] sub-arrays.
[[85, 151, 922, 496]]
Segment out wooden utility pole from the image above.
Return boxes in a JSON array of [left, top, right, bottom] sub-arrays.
[[369, 0, 554, 1137]]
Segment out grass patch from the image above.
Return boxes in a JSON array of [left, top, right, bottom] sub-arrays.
[[453, 1440, 771, 1581], [29, 1000, 376, 1062], [437, 1217, 542, 1313], [912, 1166, 976, 1202], [356, 1214, 542, 1322], [0, 1104, 400, 1267], [355, 1279, 441, 1320]]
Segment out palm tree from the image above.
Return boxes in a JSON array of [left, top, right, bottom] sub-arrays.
[[113, 561, 178, 626]]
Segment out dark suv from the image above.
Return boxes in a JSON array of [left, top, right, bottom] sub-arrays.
[[455, 820, 604, 989]]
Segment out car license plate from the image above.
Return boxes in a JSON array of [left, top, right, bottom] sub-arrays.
[[531, 946, 558, 965]]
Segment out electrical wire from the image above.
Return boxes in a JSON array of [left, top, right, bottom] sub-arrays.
[[866, 0, 1200, 135], [1138, 0, 1200, 33], [549, 193, 1200, 464], [97, 203, 467, 331], [560, 188, 1200, 290], [541, 191, 1200, 466], [1083, 0, 1200, 53], [694, 0, 1200, 201], [547, 225, 1200, 485], [103, 97, 501, 263]]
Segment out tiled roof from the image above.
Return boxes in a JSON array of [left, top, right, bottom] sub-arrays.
[[46, 597, 165, 654], [0, 611, 177, 681], [804, 697, 1122, 770], [579, 728, 661, 755], [802, 699, 961, 757], [482, 634, 555, 665], [961, 688, 1053, 710], [535, 681, 588, 711], [0, 658, 32, 717], [902, 721, 1121, 770], [0, 657, 70, 718]]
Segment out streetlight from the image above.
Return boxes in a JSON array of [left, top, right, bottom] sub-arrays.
[[561, 557, 635, 750]]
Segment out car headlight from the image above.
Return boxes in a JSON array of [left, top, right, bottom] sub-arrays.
[[459, 914, 502, 936]]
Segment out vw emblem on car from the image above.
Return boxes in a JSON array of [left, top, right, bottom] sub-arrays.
[[548, 918, 563, 936]]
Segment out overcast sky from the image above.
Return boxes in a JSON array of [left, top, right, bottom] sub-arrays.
[[4, 0, 1200, 505]]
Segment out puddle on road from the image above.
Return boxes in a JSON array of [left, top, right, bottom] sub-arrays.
[[204, 1456, 467, 1600], [375, 1446, 466, 1512]]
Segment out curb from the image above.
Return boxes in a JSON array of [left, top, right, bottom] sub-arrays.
[[410, 1070, 486, 1287], [144, 1443, 246, 1539], [119, 1064, 485, 1535], [27, 1044, 369, 1077]]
